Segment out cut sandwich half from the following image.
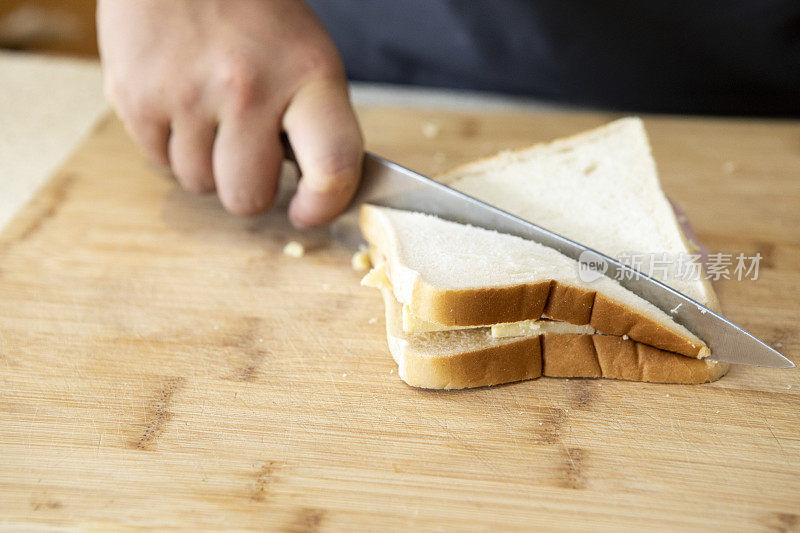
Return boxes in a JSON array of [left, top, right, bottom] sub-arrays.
[[360, 118, 728, 388]]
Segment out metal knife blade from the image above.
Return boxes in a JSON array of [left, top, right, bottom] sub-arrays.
[[328, 151, 794, 369]]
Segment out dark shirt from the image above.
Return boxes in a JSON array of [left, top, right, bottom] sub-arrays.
[[306, 1, 800, 116]]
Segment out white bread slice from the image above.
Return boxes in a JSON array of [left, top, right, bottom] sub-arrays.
[[440, 117, 717, 308], [361, 205, 709, 359], [360, 118, 728, 388]]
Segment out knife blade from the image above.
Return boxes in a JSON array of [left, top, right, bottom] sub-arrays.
[[319, 149, 794, 369]]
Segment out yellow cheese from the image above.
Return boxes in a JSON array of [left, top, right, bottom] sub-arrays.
[[400, 305, 550, 337], [363, 263, 597, 338], [491, 319, 543, 338], [360, 264, 391, 289], [492, 320, 597, 338]]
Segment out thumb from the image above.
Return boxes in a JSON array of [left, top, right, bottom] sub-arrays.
[[282, 78, 363, 228]]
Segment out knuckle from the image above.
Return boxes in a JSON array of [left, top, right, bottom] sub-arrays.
[[173, 83, 203, 112], [116, 92, 152, 124], [306, 151, 360, 193], [293, 46, 342, 80], [217, 53, 260, 111]]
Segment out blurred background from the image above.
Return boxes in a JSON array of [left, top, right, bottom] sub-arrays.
[[0, 0, 97, 56]]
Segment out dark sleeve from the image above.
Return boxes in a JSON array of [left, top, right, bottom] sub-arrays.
[[306, 0, 800, 116]]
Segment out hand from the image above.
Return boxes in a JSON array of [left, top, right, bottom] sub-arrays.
[[97, 0, 363, 227]]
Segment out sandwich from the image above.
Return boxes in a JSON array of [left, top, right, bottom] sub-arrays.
[[360, 118, 728, 389]]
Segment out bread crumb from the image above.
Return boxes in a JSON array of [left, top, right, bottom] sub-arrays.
[[213, 325, 219, 331], [670, 303, 682, 314], [622, 334, 629, 340], [283, 241, 305, 258], [368, 317, 378, 325], [722, 161, 738, 174], [775, 342, 783, 349], [666, 394, 670, 397], [422, 122, 440, 139], [715, 410, 720, 414], [351, 245, 372, 271], [700, 308, 708, 315], [342, 373, 347, 378], [538, 422, 543, 426], [259, 338, 263, 343], [788, 385, 793, 390], [390, 369, 394, 374]]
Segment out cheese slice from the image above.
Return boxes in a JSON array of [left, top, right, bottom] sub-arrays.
[[493, 319, 596, 338], [361, 264, 391, 290], [363, 264, 599, 339]]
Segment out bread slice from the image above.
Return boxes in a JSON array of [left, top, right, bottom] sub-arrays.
[[380, 289, 727, 389], [440, 117, 718, 309], [361, 205, 709, 358], [360, 118, 728, 388]]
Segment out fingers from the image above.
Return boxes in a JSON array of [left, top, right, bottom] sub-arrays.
[[168, 115, 217, 193], [282, 77, 363, 228], [116, 107, 171, 167], [212, 107, 283, 216]]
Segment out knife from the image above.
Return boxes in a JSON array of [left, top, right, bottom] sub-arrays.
[[284, 140, 793, 369]]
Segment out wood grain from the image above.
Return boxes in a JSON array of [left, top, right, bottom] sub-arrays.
[[0, 109, 798, 531]]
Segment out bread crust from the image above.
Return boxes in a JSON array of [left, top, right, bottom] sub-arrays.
[[382, 289, 728, 389], [360, 204, 708, 359]]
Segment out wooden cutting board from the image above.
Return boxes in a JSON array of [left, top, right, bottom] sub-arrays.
[[1, 109, 799, 532]]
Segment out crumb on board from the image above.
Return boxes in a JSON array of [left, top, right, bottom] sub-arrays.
[[622, 334, 629, 340], [422, 121, 440, 139], [351, 245, 372, 271], [283, 241, 305, 258], [342, 373, 347, 378], [666, 394, 670, 397], [722, 161, 738, 174], [788, 385, 793, 390], [368, 317, 378, 325], [775, 342, 784, 349]]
